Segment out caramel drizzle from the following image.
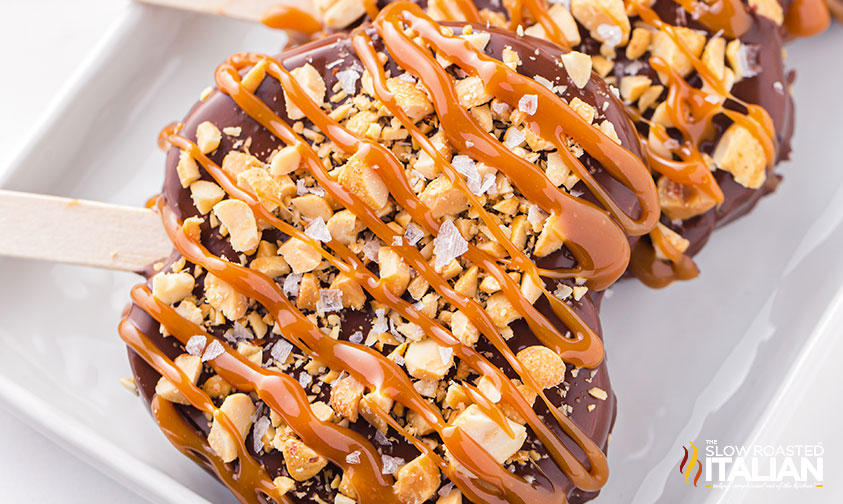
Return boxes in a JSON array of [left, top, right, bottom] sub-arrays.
[[150, 190, 605, 502], [784, 0, 832, 37], [119, 317, 288, 504], [151, 396, 285, 504], [385, 7, 658, 236], [218, 51, 602, 365], [316, 1, 662, 239], [174, 123, 609, 491], [672, 0, 753, 38], [120, 5, 655, 501], [127, 283, 400, 504], [260, 4, 322, 35]]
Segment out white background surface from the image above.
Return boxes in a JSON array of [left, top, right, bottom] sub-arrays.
[[0, 1, 839, 503]]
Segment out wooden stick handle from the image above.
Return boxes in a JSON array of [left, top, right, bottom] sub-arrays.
[[134, 0, 317, 23], [0, 190, 172, 272]]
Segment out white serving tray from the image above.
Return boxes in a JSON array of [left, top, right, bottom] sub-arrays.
[[0, 3, 840, 503]]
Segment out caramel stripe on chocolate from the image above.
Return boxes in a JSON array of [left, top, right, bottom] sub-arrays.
[[123, 8, 643, 503]]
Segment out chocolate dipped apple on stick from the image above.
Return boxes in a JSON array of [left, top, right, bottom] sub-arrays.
[[119, 5, 662, 503]]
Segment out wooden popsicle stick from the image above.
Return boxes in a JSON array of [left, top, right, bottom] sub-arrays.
[[134, 0, 317, 23], [0, 190, 172, 273]]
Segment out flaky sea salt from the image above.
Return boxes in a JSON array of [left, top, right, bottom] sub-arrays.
[[392, 235, 403, 246], [518, 94, 538, 115], [296, 179, 309, 196], [346, 451, 361, 464], [596, 24, 622, 48], [233, 321, 253, 341], [438, 483, 456, 498], [475, 173, 496, 196], [202, 340, 224, 362], [283, 273, 302, 297], [369, 308, 389, 341], [433, 220, 468, 270], [271, 339, 293, 363], [186, 335, 207, 356], [403, 223, 424, 246], [381, 455, 404, 475], [336, 69, 360, 94], [451, 155, 478, 187], [305, 217, 332, 242], [252, 416, 271, 453], [298, 372, 312, 388], [349, 331, 364, 344], [362, 238, 380, 262], [375, 430, 392, 446], [737, 44, 761, 78], [316, 289, 343, 313]]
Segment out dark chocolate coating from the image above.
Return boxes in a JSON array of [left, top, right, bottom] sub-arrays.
[[125, 23, 640, 504]]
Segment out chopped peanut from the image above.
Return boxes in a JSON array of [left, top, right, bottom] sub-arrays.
[[213, 199, 260, 253], [291, 194, 333, 221], [269, 145, 301, 176], [279, 237, 322, 274], [282, 437, 328, 481], [379, 246, 411, 297], [285, 64, 327, 120], [516, 346, 566, 389], [451, 310, 479, 347], [205, 273, 249, 321], [176, 150, 200, 187], [533, 212, 566, 257], [571, 0, 631, 46], [653, 222, 690, 261], [657, 176, 717, 221], [190, 180, 225, 215], [419, 176, 469, 218], [560, 51, 592, 89], [393, 454, 440, 504], [359, 390, 394, 434], [387, 78, 434, 122], [208, 393, 255, 463], [337, 153, 390, 211], [196, 121, 221, 154], [222, 151, 263, 179], [405, 338, 454, 380], [326, 210, 362, 245], [329, 273, 366, 310], [330, 375, 365, 422], [712, 123, 767, 189], [451, 404, 527, 464], [152, 272, 195, 305], [484, 292, 522, 328], [455, 76, 493, 108], [154, 354, 202, 404]]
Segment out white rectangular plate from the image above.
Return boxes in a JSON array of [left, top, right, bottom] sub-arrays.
[[1, 3, 841, 503]]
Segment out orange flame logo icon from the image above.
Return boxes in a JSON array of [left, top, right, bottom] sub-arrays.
[[679, 441, 703, 487]]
